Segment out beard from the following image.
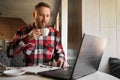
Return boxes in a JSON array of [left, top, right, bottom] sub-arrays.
[[35, 20, 47, 29]]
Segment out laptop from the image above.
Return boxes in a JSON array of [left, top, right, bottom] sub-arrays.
[[38, 33, 107, 80]]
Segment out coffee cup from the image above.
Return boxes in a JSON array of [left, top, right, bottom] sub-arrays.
[[41, 28, 49, 36]]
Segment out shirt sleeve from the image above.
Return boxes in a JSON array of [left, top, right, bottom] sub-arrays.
[[7, 26, 30, 57]]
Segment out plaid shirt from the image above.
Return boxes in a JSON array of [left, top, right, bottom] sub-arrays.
[[7, 23, 65, 66]]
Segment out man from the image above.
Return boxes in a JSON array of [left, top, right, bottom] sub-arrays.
[[7, 2, 67, 67]]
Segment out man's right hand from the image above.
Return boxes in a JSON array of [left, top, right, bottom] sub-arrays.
[[28, 29, 42, 39]]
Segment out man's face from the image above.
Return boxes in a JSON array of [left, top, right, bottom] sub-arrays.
[[33, 6, 51, 29]]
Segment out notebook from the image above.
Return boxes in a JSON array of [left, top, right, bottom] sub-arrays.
[[38, 33, 107, 80]]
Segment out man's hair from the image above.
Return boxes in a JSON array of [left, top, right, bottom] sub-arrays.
[[35, 2, 50, 9]]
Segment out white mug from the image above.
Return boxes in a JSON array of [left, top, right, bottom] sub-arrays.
[[41, 28, 49, 36]]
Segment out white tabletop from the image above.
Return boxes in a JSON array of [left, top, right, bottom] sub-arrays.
[[0, 74, 54, 80], [0, 66, 56, 80], [0, 68, 119, 80], [77, 71, 120, 80]]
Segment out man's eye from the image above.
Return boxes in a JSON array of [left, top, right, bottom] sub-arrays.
[[46, 15, 50, 17], [39, 14, 43, 16]]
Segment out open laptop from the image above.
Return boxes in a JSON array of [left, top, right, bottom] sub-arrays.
[[38, 33, 107, 80]]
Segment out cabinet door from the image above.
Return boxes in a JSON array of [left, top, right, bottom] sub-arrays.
[[0, 18, 26, 40]]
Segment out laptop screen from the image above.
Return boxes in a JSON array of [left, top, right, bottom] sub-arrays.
[[71, 33, 107, 79]]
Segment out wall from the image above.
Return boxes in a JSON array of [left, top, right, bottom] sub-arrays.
[[0, 0, 60, 25], [82, 0, 120, 72]]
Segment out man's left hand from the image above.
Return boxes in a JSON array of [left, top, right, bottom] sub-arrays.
[[52, 58, 69, 68]]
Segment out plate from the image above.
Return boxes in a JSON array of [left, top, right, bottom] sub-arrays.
[[3, 69, 26, 76]]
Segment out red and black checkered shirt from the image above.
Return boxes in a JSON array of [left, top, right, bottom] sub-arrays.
[[7, 24, 65, 66]]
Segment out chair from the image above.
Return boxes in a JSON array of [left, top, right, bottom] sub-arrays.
[[0, 50, 10, 66], [0, 50, 24, 67], [10, 52, 25, 67]]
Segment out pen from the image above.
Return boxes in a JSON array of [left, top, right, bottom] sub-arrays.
[[40, 65, 52, 68]]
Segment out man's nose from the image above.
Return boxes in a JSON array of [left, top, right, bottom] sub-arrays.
[[43, 16, 47, 21]]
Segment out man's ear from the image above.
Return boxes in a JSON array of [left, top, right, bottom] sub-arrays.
[[32, 11, 35, 18]]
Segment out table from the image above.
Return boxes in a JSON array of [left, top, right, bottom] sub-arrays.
[[0, 74, 54, 80], [0, 66, 55, 80], [77, 71, 120, 80], [0, 69, 119, 80]]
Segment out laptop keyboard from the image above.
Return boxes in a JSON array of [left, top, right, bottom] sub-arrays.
[[57, 69, 72, 76], [46, 67, 72, 76], [38, 67, 73, 79]]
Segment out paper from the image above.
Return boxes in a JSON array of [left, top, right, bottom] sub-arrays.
[[21, 65, 60, 74]]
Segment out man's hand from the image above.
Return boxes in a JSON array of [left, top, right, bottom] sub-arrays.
[[28, 29, 42, 39], [52, 58, 69, 68]]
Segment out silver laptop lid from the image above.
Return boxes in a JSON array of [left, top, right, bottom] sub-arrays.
[[71, 33, 107, 79]]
